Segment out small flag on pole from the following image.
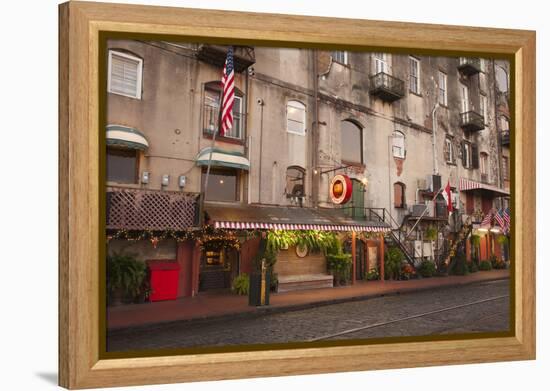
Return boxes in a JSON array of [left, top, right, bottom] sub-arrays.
[[441, 180, 453, 212], [502, 207, 511, 234], [494, 208, 505, 231], [481, 209, 494, 228], [220, 47, 235, 137]]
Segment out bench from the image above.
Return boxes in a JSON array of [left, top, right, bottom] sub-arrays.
[[277, 274, 334, 293]]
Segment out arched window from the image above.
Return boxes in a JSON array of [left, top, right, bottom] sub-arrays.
[[203, 81, 243, 139], [499, 115, 510, 131], [286, 100, 306, 135], [341, 120, 363, 165], [480, 152, 489, 183], [495, 65, 509, 93], [394, 182, 406, 208], [285, 166, 305, 198], [392, 131, 406, 159]]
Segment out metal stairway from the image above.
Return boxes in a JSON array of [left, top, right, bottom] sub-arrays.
[[363, 208, 417, 270]]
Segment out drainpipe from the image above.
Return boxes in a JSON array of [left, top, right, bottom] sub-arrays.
[[493, 60, 504, 209], [431, 103, 439, 175], [312, 49, 320, 208], [244, 68, 250, 204], [258, 99, 265, 203]]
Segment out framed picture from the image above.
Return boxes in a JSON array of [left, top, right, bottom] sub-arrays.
[[59, 1, 535, 389]]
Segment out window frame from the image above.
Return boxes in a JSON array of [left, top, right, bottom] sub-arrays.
[[460, 83, 469, 113], [392, 130, 406, 159], [331, 51, 348, 65], [480, 94, 488, 124], [502, 156, 510, 181], [202, 81, 244, 141], [445, 137, 454, 164], [106, 147, 139, 184], [393, 182, 406, 209], [201, 167, 240, 202], [409, 56, 420, 94], [462, 141, 472, 169], [373, 53, 389, 75], [286, 100, 307, 136], [438, 71, 448, 106], [499, 115, 510, 131], [340, 120, 364, 165], [107, 50, 143, 100], [480, 152, 489, 176], [285, 166, 306, 198]]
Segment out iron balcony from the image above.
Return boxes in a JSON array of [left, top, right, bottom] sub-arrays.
[[458, 57, 482, 76], [460, 111, 485, 132], [196, 45, 256, 73], [369, 72, 405, 102], [501, 130, 510, 146]]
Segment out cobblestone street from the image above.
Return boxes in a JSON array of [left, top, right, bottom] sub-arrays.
[[107, 279, 510, 352]]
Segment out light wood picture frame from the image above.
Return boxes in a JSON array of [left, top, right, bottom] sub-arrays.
[[58, 1, 536, 389]]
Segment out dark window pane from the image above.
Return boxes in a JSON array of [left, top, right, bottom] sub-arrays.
[[341, 121, 362, 164], [202, 168, 238, 202], [107, 148, 137, 183], [286, 167, 305, 196]]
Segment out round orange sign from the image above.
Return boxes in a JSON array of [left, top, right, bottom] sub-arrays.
[[329, 174, 352, 204]]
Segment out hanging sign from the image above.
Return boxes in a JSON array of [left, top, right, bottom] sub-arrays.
[[329, 174, 352, 204]]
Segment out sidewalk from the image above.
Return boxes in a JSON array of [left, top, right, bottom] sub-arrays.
[[107, 269, 509, 330]]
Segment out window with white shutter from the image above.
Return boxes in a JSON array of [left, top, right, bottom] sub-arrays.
[[392, 131, 406, 159], [286, 100, 306, 135], [108, 50, 143, 99]]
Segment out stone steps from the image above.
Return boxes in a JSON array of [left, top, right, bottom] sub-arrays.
[[277, 274, 334, 293]]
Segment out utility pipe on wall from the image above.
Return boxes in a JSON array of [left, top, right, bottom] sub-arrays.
[[431, 103, 439, 175]]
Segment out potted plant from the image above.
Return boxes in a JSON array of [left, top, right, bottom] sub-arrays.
[[425, 227, 437, 241], [106, 252, 147, 306], [384, 247, 404, 280]]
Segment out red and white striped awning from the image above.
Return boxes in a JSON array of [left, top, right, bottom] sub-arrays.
[[459, 178, 510, 196], [213, 221, 390, 232]]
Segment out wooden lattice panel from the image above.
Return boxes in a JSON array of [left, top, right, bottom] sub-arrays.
[[106, 187, 199, 231]]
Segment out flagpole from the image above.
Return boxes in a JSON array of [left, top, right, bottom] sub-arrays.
[[199, 47, 233, 227], [405, 187, 444, 239], [199, 115, 220, 227]]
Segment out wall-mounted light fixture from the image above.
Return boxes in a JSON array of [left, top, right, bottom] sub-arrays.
[[161, 174, 170, 187]]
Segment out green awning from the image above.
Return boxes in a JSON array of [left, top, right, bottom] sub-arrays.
[[196, 147, 250, 170], [106, 125, 149, 151]]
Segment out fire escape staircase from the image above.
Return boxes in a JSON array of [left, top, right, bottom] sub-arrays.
[[364, 208, 416, 270]]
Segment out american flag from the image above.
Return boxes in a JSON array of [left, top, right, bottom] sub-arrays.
[[502, 207, 511, 234], [481, 208, 494, 228], [220, 46, 235, 137], [494, 208, 505, 231]]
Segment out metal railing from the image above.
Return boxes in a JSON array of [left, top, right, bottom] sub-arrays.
[[460, 111, 485, 131], [369, 72, 405, 101], [501, 130, 510, 146], [458, 57, 482, 75]]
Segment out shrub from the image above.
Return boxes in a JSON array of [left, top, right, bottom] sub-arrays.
[[449, 254, 470, 276], [479, 260, 493, 271], [468, 261, 479, 273], [384, 247, 404, 280], [492, 258, 507, 270], [107, 252, 147, 303], [270, 272, 278, 291], [231, 273, 250, 295], [417, 260, 436, 278], [425, 227, 437, 241], [326, 253, 352, 285], [365, 268, 379, 281], [400, 263, 416, 280]]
